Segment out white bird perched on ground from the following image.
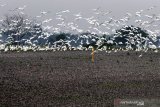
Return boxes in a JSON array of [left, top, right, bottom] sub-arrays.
[[139, 54, 143, 57]]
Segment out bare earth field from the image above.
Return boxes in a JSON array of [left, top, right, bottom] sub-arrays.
[[0, 51, 160, 107]]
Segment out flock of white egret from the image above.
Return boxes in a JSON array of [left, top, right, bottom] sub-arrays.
[[0, 2, 160, 52]]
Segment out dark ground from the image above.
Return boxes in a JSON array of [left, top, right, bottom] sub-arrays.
[[0, 51, 160, 107]]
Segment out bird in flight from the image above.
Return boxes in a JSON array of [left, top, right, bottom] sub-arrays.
[[0, 3, 6, 7]]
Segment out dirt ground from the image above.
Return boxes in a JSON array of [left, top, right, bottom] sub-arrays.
[[0, 51, 160, 107]]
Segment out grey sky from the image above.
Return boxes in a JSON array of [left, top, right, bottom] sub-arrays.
[[0, 0, 160, 17], [0, 0, 160, 34]]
